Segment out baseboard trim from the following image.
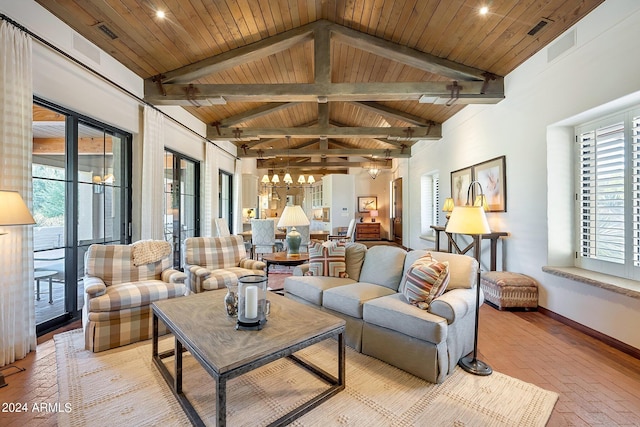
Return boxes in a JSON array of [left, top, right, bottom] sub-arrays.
[[538, 306, 640, 360]]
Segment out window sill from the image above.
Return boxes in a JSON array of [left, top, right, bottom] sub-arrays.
[[419, 234, 436, 242], [542, 266, 640, 300]]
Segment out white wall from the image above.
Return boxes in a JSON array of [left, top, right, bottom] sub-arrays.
[[407, 0, 640, 350]]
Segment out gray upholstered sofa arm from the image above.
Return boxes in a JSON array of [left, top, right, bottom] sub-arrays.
[[428, 287, 482, 324]]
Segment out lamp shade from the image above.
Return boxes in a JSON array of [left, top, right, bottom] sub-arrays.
[[277, 205, 310, 228], [283, 173, 293, 184], [369, 210, 379, 218], [0, 190, 36, 226], [307, 175, 315, 184], [442, 197, 455, 213], [445, 206, 490, 236]]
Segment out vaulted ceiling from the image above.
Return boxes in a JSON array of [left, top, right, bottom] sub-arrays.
[[35, 0, 603, 176]]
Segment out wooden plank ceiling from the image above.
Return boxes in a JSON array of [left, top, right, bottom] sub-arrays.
[[35, 0, 603, 176]]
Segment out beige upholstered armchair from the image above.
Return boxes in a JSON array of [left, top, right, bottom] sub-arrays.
[[183, 235, 266, 293], [82, 240, 187, 352]]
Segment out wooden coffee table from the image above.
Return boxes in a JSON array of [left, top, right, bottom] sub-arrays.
[[151, 291, 345, 426], [261, 252, 309, 277]]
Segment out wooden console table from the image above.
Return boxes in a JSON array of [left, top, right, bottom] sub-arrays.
[[430, 225, 508, 271]]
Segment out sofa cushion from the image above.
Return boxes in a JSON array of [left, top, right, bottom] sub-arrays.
[[284, 275, 355, 306], [344, 242, 367, 281], [401, 254, 450, 309], [323, 283, 396, 318], [306, 241, 348, 278], [402, 250, 477, 291], [88, 280, 187, 312], [363, 293, 448, 344], [357, 245, 407, 291]]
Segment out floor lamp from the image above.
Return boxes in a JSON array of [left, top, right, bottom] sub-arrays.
[[445, 181, 492, 376], [0, 190, 36, 388]]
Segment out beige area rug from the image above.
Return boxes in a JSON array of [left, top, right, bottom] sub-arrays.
[[55, 329, 557, 426]]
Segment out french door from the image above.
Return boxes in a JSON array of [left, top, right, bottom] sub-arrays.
[[163, 149, 200, 269], [32, 99, 131, 334]]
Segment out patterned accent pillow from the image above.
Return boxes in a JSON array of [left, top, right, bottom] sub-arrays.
[[401, 254, 450, 310], [305, 241, 349, 278]]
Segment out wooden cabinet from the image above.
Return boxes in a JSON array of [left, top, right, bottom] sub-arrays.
[[356, 222, 380, 241]]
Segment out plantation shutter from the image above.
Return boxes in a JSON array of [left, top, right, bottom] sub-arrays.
[[579, 121, 625, 264], [632, 115, 640, 266]]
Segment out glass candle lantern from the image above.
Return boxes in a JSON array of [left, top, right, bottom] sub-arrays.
[[237, 275, 268, 330]]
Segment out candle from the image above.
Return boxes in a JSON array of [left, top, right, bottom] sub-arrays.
[[245, 285, 258, 319]]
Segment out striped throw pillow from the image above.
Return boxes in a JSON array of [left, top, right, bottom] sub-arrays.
[[401, 254, 450, 310], [305, 241, 349, 278]]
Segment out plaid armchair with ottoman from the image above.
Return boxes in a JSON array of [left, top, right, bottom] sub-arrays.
[[184, 235, 266, 293], [82, 240, 187, 352]]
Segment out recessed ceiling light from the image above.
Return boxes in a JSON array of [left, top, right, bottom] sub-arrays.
[[479, 6, 489, 15], [156, 10, 166, 19]]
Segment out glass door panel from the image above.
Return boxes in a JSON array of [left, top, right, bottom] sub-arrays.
[[163, 150, 199, 268]]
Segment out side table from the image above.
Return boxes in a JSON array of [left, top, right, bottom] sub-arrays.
[[261, 252, 310, 277]]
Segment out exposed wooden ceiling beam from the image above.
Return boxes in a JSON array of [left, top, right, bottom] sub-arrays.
[[241, 148, 409, 158], [258, 160, 391, 169], [348, 101, 437, 127], [215, 102, 300, 127], [207, 124, 441, 141], [145, 81, 503, 104], [328, 22, 492, 82], [153, 21, 324, 84]]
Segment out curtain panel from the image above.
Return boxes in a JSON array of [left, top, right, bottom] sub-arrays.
[[0, 20, 37, 364], [203, 142, 219, 237], [140, 106, 165, 240]]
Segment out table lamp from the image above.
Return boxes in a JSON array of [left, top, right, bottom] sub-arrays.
[[0, 190, 36, 388], [445, 181, 492, 376], [369, 210, 379, 223], [277, 205, 310, 257], [442, 197, 455, 224]]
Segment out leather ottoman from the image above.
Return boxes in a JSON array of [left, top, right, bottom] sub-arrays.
[[480, 271, 538, 311]]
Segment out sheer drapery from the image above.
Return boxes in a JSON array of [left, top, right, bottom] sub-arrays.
[[140, 106, 165, 240], [0, 20, 37, 364], [233, 159, 242, 234], [203, 142, 219, 236]]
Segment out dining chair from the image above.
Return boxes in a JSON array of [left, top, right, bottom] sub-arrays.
[[250, 218, 276, 260], [328, 218, 356, 242], [213, 218, 231, 237]]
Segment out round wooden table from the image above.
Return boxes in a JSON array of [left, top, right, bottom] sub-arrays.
[[261, 252, 309, 277]]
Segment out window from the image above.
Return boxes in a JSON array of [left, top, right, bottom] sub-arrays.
[[219, 170, 233, 231], [576, 107, 640, 279], [420, 172, 440, 236]]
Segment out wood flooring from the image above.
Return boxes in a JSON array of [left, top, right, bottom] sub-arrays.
[[1, 305, 639, 426]]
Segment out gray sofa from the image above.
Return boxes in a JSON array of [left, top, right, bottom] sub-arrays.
[[284, 243, 481, 384]]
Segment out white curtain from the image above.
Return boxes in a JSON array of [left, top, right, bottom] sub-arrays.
[[140, 106, 165, 240], [233, 159, 242, 234], [203, 142, 219, 236], [0, 20, 37, 365]]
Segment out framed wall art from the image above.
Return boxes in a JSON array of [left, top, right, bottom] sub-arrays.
[[358, 196, 377, 213], [450, 167, 472, 206], [473, 155, 506, 212]]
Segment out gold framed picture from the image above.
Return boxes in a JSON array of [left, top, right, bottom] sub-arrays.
[[358, 196, 377, 213]]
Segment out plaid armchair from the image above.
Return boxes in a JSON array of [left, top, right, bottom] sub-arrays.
[[184, 235, 266, 293], [82, 241, 187, 352]]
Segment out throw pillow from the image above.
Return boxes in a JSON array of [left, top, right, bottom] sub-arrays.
[[305, 241, 349, 278], [402, 254, 450, 309]]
